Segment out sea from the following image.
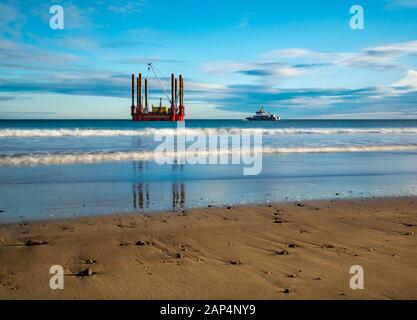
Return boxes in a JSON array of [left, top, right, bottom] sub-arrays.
[[1, 119, 417, 223]]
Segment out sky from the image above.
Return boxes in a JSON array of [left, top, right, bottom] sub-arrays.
[[1, 0, 417, 119]]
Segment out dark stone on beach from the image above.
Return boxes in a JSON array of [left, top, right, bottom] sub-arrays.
[[136, 240, 153, 246], [85, 259, 96, 264], [282, 288, 292, 294], [276, 249, 289, 255], [267, 204, 272, 207], [227, 206, 232, 210], [287, 243, 297, 248], [274, 219, 284, 224], [314, 277, 322, 280], [176, 253, 183, 259], [229, 260, 241, 265], [208, 205, 213, 208], [77, 268, 93, 277], [321, 244, 335, 249], [25, 240, 48, 246], [403, 223, 414, 227], [296, 203, 305, 207]]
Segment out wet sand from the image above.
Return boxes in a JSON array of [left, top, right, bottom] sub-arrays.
[[1, 197, 416, 300]]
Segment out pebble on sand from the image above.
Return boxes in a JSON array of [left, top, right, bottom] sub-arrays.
[[25, 240, 48, 246], [77, 268, 93, 277], [85, 259, 96, 264], [136, 240, 153, 246], [229, 260, 242, 265], [321, 244, 335, 249], [276, 249, 289, 255]]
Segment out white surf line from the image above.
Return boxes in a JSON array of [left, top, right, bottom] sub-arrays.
[[2, 127, 417, 138], [1, 145, 417, 166]]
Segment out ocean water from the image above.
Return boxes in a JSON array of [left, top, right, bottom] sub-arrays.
[[1, 119, 417, 222]]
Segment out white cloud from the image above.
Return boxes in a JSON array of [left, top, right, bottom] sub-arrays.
[[393, 69, 417, 89], [108, 0, 147, 14], [279, 96, 345, 107], [386, 0, 417, 8], [202, 60, 305, 80], [262, 48, 313, 58], [335, 53, 398, 71], [365, 40, 417, 57], [0, 1, 26, 38], [263, 40, 417, 72]]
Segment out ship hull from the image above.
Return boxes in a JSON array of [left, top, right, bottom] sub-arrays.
[[246, 117, 280, 121], [132, 113, 185, 121]]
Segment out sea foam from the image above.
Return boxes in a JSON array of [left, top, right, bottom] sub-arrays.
[[1, 144, 416, 166], [1, 127, 417, 138]]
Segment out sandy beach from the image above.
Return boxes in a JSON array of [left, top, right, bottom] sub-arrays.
[[1, 197, 416, 300]]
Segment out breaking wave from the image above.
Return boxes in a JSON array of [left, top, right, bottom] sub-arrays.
[[2, 127, 417, 138], [1, 145, 416, 166]]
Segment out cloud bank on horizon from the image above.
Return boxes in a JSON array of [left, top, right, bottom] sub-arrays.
[[0, 0, 417, 119]]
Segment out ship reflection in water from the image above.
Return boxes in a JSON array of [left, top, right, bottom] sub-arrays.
[[132, 182, 186, 212], [132, 161, 186, 212]]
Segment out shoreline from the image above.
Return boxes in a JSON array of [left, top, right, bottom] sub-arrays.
[[1, 196, 416, 299], [2, 195, 416, 225]]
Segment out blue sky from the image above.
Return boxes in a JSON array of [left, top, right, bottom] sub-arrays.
[[1, 0, 417, 119]]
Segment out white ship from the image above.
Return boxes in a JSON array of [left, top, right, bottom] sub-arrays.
[[246, 108, 280, 121]]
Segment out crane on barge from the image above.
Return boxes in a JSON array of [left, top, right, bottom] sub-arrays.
[[130, 63, 185, 121]]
